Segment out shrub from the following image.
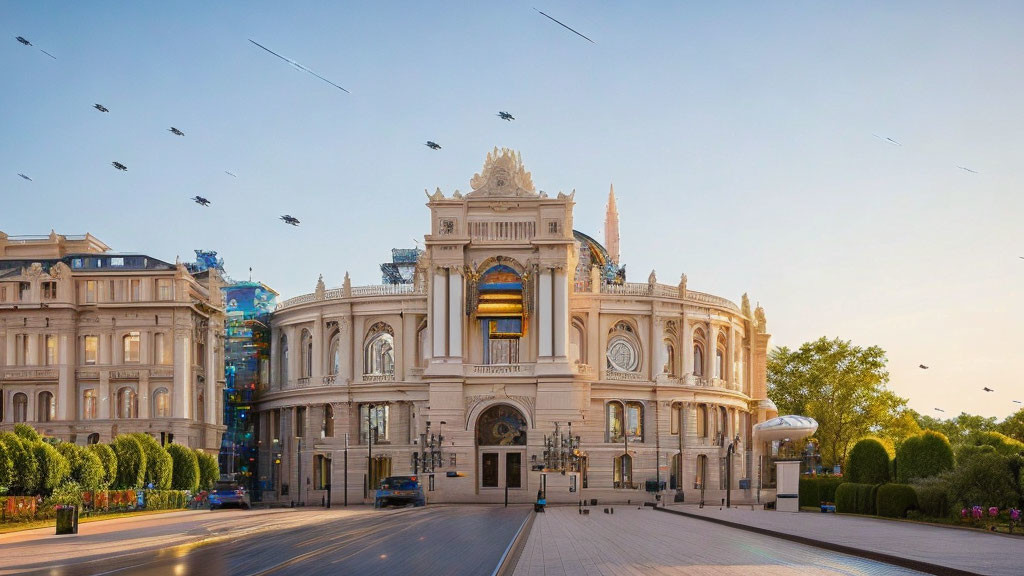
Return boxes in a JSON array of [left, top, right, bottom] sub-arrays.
[[111, 436, 147, 489], [0, 439, 12, 491], [195, 449, 219, 491], [50, 480, 84, 507], [969, 431, 1024, 457], [947, 451, 1019, 510], [128, 434, 172, 490], [856, 483, 879, 515], [877, 483, 918, 518], [835, 482, 859, 513], [13, 423, 41, 443], [166, 444, 200, 492], [0, 432, 39, 494], [896, 430, 954, 483], [32, 442, 71, 494], [88, 443, 118, 489], [799, 476, 845, 507], [955, 443, 996, 466], [58, 444, 105, 490], [847, 438, 891, 484], [912, 475, 951, 518], [145, 490, 191, 510]]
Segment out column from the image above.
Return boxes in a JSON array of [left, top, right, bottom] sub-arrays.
[[5, 330, 14, 366], [312, 314, 324, 383], [538, 269, 552, 357], [448, 269, 462, 358], [682, 316, 693, 376], [553, 268, 569, 358], [432, 271, 446, 357], [705, 323, 716, 380], [173, 331, 190, 418], [341, 316, 354, 383], [27, 334, 38, 365], [57, 332, 74, 420], [287, 326, 299, 386], [653, 318, 666, 376], [727, 324, 737, 386], [269, 328, 279, 388]]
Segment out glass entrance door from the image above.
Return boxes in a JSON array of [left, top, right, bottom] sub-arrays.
[[482, 453, 499, 487], [505, 453, 521, 488]]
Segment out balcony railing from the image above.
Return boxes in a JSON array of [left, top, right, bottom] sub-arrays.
[[1, 367, 59, 381], [606, 370, 646, 382], [467, 364, 535, 376], [362, 373, 396, 383]]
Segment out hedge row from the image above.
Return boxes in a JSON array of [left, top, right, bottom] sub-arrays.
[[876, 484, 918, 518], [799, 477, 846, 508], [835, 482, 879, 515], [846, 438, 891, 484], [836, 482, 920, 518]]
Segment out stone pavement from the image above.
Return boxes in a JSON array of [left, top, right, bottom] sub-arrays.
[[512, 504, 928, 576], [664, 505, 1024, 576]]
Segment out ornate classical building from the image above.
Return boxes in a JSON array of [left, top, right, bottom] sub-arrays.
[[0, 232, 226, 451], [258, 148, 778, 505]]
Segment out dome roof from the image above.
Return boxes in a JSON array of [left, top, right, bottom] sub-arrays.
[[752, 415, 818, 442]]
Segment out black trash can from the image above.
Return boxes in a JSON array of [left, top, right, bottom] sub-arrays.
[[56, 505, 79, 535]]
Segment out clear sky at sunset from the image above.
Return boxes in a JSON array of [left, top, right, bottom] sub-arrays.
[[3, 2, 1022, 419]]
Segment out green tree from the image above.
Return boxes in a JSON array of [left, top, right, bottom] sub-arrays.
[[914, 412, 997, 446], [998, 409, 1024, 443], [896, 430, 955, 483], [967, 431, 1024, 457], [87, 443, 118, 489], [846, 437, 891, 484], [166, 444, 200, 492], [195, 449, 219, 491], [111, 436, 147, 489], [58, 444, 105, 490], [768, 337, 905, 467], [128, 434, 173, 490], [13, 423, 41, 443], [946, 452, 1019, 510], [31, 441, 71, 494], [0, 439, 13, 491], [0, 432, 40, 494]]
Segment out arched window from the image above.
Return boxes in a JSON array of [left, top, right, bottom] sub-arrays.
[[152, 388, 170, 418], [570, 318, 586, 365], [116, 387, 137, 419], [476, 404, 527, 446], [606, 321, 640, 373], [696, 454, 708, 488], [13, 393, 28, 422], [300, 329, 313, 378], [37, 391, 55, 422], [83, 390, 97, 420], [323, 403, 335, 438], [607, 400, 643, 442], [613, 453, 632, 489], [123, 332, 140, 363], [715, 331, 727, 379], [328, 333, 341, 376], [719, 406, 728, 441], [697, 404, 708, 438], [363, 322, 395, 376], [693, 327, 705, 376], [279, 334, 289, 385], [87, 433, 100, 445]]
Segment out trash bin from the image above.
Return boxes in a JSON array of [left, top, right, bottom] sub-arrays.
[[56, 505, 79, 535]]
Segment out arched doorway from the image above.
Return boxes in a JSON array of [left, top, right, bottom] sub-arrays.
[[475, 404, 527, 492]]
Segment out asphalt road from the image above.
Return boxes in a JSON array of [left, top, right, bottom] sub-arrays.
[[33, 505, 530, 576]]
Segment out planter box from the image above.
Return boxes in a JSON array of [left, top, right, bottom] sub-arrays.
[[56, 506, 79, 535]]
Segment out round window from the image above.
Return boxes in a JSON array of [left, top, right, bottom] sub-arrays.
[[607, 336, 639, 372]]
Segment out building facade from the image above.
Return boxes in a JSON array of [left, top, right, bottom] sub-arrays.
[[0, 231, 225, 451], [257, 148, 779, 505]]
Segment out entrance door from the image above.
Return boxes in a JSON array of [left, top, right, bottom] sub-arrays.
[[505, 453, 521, 488], [479, 450, 523, 490], [482, 453, 499, 487]]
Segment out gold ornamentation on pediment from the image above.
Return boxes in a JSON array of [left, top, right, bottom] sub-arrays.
[[468, 147, 536, 197]]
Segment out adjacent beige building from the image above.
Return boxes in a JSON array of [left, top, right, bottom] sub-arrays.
[[0, 231, 225, 451], [259, 148, 779, 506]]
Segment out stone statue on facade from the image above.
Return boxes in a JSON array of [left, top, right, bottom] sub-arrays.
[[315, 274, 326, 300], [343, 271, 352, 298], [741, 293, 751, 318], [678, 273, 687, 298], [648, 269, 657, 286], [754, 303, 767, 334]]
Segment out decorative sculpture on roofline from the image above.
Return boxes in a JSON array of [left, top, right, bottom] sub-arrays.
[[467, 147, 536, 197], [315, 274, 325, 300], [755, 303, 767, 334], [741, 293, 751, 318]]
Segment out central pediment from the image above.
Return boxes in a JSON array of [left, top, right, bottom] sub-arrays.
[[466, 147, 537, 198]]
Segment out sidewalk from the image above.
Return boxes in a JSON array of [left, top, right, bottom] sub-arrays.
[[663, 505, 1024, 576]]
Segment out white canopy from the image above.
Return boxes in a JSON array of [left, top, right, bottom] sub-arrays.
[[752, 415, 818, 443]]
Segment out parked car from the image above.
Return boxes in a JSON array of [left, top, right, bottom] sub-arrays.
[[374, 475, 425, 508], [209, 482, 251, 510]]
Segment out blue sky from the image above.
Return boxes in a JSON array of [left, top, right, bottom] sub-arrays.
[[3, 2, 1022, 418]]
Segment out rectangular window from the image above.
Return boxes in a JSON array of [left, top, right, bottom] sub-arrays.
[[84, 336, 98, 364], [85, 280, 96, 303], [506, 453, 521, 488], [0, 285, 6, 302], [359, 404, 389, 443], [481, 453, 499, 488], [45, 335, 57, 366], [123, 332, 140, 363], [157, 279, 173, 301], [110, 257, 124, 267], [130, 279, 141, 301], [155, 333, 173, 365], [42, 282, 57, 300], [19, 282, 31, 301], [625, 402, 643, 442]]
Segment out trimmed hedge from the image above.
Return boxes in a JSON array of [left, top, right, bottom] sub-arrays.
[[111, 436, 147, 489], [911, 476, 950, 518], [129, 434, 172, 490], [969, 431, 1024, 457], [13, 423, 41, 443], [58, 444, 105, 490], [876, 483, 918, 518], [896, 430, 954, 483], [196, 450, 219, 491], [88, 443, 118, 489], [835, 482, 880, 515], [145, 490, 191, 510], [32, 442, 71, 493], [847, 438, 891, 484], [166, 444, 200, 492], [0, 432, 39, 494], [856, 483, 878, 515], [799, 477, 846, 508]]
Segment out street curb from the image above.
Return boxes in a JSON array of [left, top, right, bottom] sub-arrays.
[[654, 506, 982, 576], [492, 510, 536, 576]]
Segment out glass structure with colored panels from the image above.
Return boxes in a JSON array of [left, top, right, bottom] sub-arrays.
[[220, 281, 277, 497]]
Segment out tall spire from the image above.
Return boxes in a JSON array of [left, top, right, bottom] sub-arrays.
[[604, 184, 620, 265]]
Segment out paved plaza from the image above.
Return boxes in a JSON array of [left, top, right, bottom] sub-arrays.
[[513, 505, 932, 576]]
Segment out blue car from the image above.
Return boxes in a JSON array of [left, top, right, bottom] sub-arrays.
[[209, 482, 251, 510], [374, 475, 425, 508]]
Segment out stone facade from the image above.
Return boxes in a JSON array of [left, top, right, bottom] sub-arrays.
[[258, 149, 777, 506], [0, 231, 225, 451]]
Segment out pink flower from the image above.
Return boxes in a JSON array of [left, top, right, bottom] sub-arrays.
[[1011, 509, 1020, 521], [989, 507, 999, 517], [961, 508, 969, 518], [972, 506, 983, 520]]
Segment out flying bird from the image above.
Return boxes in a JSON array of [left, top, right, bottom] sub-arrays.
[[425, 141, 441, 150], [934, 408, 944, 413], [191, 196, 211, 206], [224, 171, 237, 178], [872, 134, 901, 146], [248, 39, 350, 93], [169, 127, 185, 136], [1013, 400, 1022, 404], [919, 364, 929, 369], [982, 387, 994, 392], [17, 173, 32, 181], [112, 161, 127, 171], [497, 111, 515, 121], [94, 104, 109, 113], [533, 8, 595, 43], [957, 166, 978, 174], [280, 215, 300, 226], [16, 36, 31, 46]]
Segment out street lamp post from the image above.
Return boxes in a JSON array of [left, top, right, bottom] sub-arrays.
[[296, 436, 302, 506], [344, 432, 349, 507]]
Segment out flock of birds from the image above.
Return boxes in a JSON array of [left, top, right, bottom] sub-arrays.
[[12, 8, 587, 227], [918, 364, 1022, 414]]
